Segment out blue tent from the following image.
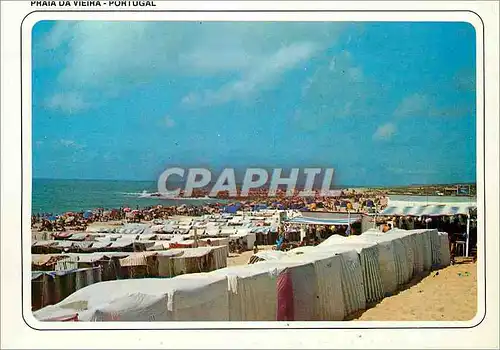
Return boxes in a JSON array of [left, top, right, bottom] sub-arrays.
[[224, 205, 238, 214]]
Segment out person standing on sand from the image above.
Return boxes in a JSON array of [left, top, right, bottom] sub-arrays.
[[382, 223, 391, 233]]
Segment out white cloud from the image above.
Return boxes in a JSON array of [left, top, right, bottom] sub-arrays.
[[347, 67, 364, 83], [38, 22, 347, 107], [183, 42, 319, 106], [373, 123, 397, 141], [454, 69, 475, 92], [294, 50, 370, 130], [393, 93, 429, 117], [58, 139, 86, 149], [164, 115, 175, 128], [45, 92, 89, 114], [387, 167, 438, 175], [394, 92, 472, 118]]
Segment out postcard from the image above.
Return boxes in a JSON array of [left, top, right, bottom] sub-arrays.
[[1, 1, 498, 349]]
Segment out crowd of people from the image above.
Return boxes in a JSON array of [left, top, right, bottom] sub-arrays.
[[379, 214, 477, 263], [223, 188, 388, 213], [32, 189, 388, 232]]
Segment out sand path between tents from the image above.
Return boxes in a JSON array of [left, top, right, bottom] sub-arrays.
[[354, 259, 477, 321], [227, 245, 275, 266], [229, 251, 477, 321]]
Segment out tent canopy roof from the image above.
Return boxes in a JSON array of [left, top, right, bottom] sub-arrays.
[[286, 212, 363, 226], [380, 203, 476, 217]]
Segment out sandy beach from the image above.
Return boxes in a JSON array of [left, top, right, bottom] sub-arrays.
[[227, 245, 275, 266], [354, 259, 477, 321]]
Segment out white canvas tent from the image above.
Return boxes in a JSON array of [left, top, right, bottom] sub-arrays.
[[380, 202, 476, 257], [34, 275, 230, 321], [319, 238, 385, 304], [209, 264, 279, 321], [283, 250, 345, 320]]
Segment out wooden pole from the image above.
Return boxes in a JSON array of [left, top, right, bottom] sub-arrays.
[[194, 227, 199, 248], [466, 213, 470, 257], [347, 210, 351, 236]]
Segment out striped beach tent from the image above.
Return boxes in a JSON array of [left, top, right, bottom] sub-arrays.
[[380, 203, 475, 217]]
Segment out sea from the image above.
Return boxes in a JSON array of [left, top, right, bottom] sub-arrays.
[[31, 178, 223, 215], [32, 178, 476, 215]]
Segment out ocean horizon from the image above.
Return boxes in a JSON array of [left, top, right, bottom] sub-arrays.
[[31, 178, 208, 215], [32, 178, 476, 215]]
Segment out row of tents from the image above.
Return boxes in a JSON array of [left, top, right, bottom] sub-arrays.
[[33, 228, 451, 321], [31, 246, 229, 311]]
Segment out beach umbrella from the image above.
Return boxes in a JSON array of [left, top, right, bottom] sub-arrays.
[[132, 209, 140, 214], [123, 207, 131, 212], [65, 216, 75, 224], [83, 211, 92, 219], [48, 216, 57, 221], [366, 199, 374, 208]]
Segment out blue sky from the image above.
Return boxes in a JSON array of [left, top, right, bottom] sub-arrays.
[[32, 21, 476, 186]]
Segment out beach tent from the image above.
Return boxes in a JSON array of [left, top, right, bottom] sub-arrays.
[[85, 226, 119, 234], [437, 232, 452, 267], [90, 241, 112, 250], [31, 266, 103, 312], [209, 245, 229, 270], [119, 252, 159, 278], [168, 247, 212, 275], [248, 250, 286, 264], [395, 229, 430, 270], [289, 246, 365, 318], [109, 239, 134, 251], [209, 264, 279, 321], [34, 275, 230, 321], [360, 229, 411, 288], [32, 267, 102, 312], [380, 203, 475, 217], [71, 241, 93, 250], [285, 211, 364, 226], [154, 250, 183, 277], [230, 229, 256, 250], [284, 248, 345, 320], [223, 205, 239, 214], [349, 232, 401, 294], [32, 254, 77, 272], [379, 202, 476, 257], [253, 260, 316, 321], [318, 238, 384, 305], [377, 229, 436, 277]]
